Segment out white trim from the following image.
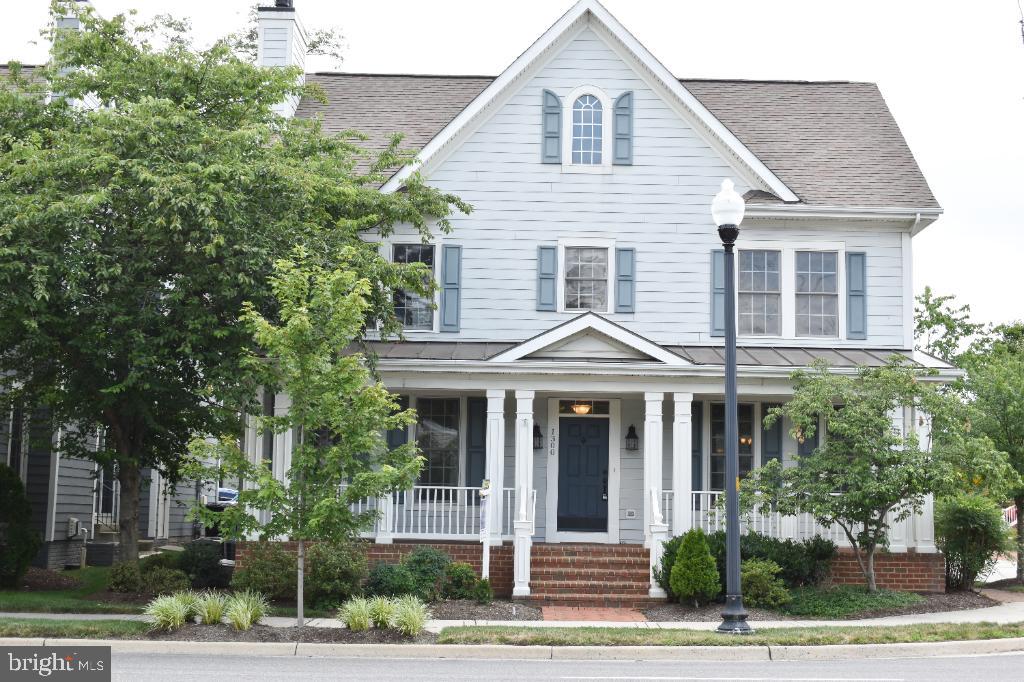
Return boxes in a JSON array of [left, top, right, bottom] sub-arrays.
[[561, 85, 614, 169], [379, 0, 797, 203], [902, 232, 914, 349], [544, 396, 620, 544], [46, 428, 62, 542], [389, 240, 442, 335], [490, 312, 688, 365], [557, 239, 615, 314]]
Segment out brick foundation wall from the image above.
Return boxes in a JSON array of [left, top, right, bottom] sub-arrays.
[[234, 540, 515, 598], [828, 550, 945, 593]]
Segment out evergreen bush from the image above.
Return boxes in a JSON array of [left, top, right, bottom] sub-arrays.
[[0, 464, 40, 588], [936, 493, 1011, 590], [668, 529, 721, 606], [740, 558, 791, 609], [306, 540, 368, 608]]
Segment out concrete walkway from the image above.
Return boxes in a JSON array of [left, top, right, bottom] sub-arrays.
[[4, 593, 1024, 634]]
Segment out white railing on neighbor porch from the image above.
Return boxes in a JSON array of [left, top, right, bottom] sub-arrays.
[[344, 486, 517, 541], [1006, 505, 1018, 528]]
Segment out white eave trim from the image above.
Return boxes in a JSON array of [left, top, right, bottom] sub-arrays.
[[489, 312, 689, 366], [380, 0, 798, 203], [746, 203, 943, 226]]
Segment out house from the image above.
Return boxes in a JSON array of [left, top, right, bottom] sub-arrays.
[[235, 0, 956, 604]]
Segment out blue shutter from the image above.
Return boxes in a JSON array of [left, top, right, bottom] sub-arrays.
[[846, 252, 867, 340], [542, 90, 561, 164], [761, 403, 783, 465], [798, 417, 819, 458], [537, 245, 558, 311], [691, 402, 704, 497], [613, 91, 633, 165], [711, 250, 725, 337], [466, 397, 487, 488], [614, 247, 635, 313], [439, 245, 462, 332]]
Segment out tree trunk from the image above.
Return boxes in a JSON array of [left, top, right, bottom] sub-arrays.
[[1016, 497, 1024, 584], [297, 538, 305, 628], [117, 458, 140, 564], [865, 547, 878, 593]]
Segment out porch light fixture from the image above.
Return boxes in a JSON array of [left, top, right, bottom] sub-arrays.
[[712, 178, 753, 635], [570, 401, 592, 415], [625, 425, 639, 451], [739, 436, 753, 447], [533, 424, 543, 450]]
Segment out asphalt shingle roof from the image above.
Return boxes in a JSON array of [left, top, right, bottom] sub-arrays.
[[296, 73, 938, 210]]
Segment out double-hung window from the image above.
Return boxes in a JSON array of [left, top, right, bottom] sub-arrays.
[[564, 246, 609, 311], [795, 251, 839, 337], [415, 397, 459, 487], [710, 403, 755, 490], [738, 249, 781, 336], [392, 244, 435, 331]]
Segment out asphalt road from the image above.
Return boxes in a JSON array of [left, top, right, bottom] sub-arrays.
[[111, 651, 1024, 681]]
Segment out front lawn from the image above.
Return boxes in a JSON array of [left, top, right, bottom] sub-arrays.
[[438, 622, 1024, 647], [0, 567, 145, 614], [0, 617, 150, 639], [781, 585, 924, 618]]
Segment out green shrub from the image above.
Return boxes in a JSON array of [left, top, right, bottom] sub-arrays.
[[669, 529, 721, 606], [108, 562, 143, 593], [401, 547, 451, 602], [653, 534, 684, 597], [364, 562, 417, 598], [783, 585, 923, 618], [369, 596, 396, 629], [195, 591, 228, 625], [145, 594, 189, 631], [936, 493, 1012, 590], [0, 463, 41, 588], [307, 540, 368, 609], [442, 562, 479, 600], [224, 589, 268, 631], [179, 542, 228, 589], [231, 542, 294, 601], [140, 551, 182, 572], [740, 559, 791, 609], [338, 596, 372, 632], [472, 578, 493, 605], [143, 567, 191, 596], [705, 531, 836, 591], [392, 595, 429, 637]]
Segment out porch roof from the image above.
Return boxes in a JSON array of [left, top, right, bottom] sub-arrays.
[[362, 341, 938, 368]]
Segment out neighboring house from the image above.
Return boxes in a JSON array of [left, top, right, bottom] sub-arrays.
[[237, 0, 955, 603]]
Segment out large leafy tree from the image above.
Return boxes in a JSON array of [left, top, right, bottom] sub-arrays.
[[748, 360, 1001, 591], [0, 2, 467, 560], [191, 247, 421, 626]]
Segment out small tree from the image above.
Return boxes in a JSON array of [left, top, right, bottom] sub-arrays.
[[935, 493, 1012, 590], [0, 464, 40, 587], [190, 247, 422, 626], [669, 529, 721, 607], [749, 359, 998, 592]]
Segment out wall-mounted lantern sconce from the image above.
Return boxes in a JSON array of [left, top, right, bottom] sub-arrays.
[[533, 424, 543, 450], [625, 424, 639, 451]]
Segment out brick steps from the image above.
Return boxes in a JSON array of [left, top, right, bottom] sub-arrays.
[[525, 542, 664, 607]]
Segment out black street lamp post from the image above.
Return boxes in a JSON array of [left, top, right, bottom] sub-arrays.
[[712, 179, 753, 635]]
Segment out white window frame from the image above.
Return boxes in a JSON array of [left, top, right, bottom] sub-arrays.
[[737, 248, 783, 337], [366, 237, 442, 335], [561, 85, 613, 173], [733, 239, 846, 340], [794, 249, 842, 339], [556, 238, 616, 314], [408, 394, 467, 489]]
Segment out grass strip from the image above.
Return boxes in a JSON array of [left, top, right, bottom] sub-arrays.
[[0, 618, 150, 639], [438, 622, 1024, 647], [0, 568, 146, 615]]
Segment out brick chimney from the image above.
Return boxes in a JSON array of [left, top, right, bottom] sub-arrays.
[[257, 1, 307, 118]]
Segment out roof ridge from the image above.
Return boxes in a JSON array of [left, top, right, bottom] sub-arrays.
[[307, 71, 496, 79], [304, 71, 875, 87]]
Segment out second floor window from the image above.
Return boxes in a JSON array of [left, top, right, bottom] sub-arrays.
[[564, 246, 608, 311], [796, 250, 838, 337], [571, 95, 603, 165], [738, 249, 781, 336], [393, 244, 435, 331]]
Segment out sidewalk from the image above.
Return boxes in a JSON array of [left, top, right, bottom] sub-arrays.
[[3, 592, 1024, 634]]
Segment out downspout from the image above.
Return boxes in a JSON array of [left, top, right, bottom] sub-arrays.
[[911, 212, 921, 233]]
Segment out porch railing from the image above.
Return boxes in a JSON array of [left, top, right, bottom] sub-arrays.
[[1006, 505, 1018, 528], [344, 485, 518, 540]]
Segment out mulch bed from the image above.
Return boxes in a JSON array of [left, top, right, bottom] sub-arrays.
[[428, 599, 542, 621], [146, 623, 436, 644], [18, 568, 83, 591], [644, 590, 997, 622]]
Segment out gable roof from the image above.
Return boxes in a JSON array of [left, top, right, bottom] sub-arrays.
[[296, 72, 939, 211]]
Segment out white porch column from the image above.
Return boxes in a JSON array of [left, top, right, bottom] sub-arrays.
[[375, 493, 394, 544], [272, 392, 293, 483], [671, 393, 693, 536], [513, 390, 535, 597], [643, 392, 664, 547], [485, 389, 506, 546]]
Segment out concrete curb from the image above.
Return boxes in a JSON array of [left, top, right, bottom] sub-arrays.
[[1, 636, 1022, 661]]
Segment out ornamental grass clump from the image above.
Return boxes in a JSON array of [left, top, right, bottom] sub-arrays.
[[176, 589, 202, 620], [224, 590, 268, 631], [392, 595, 429, 637], [369, 596, 396, 629], [338, 597, 372, 632], [195, 591, 228, 625], [145, 594, 189, 631]]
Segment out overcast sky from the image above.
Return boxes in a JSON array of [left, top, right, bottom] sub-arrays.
[[3, 1, 1022, 329]]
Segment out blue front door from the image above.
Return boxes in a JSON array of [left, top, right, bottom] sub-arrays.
[[558, 417, 609, 532]]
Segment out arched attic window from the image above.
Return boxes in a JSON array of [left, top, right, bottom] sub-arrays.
[[571, 94, 603, 165]]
